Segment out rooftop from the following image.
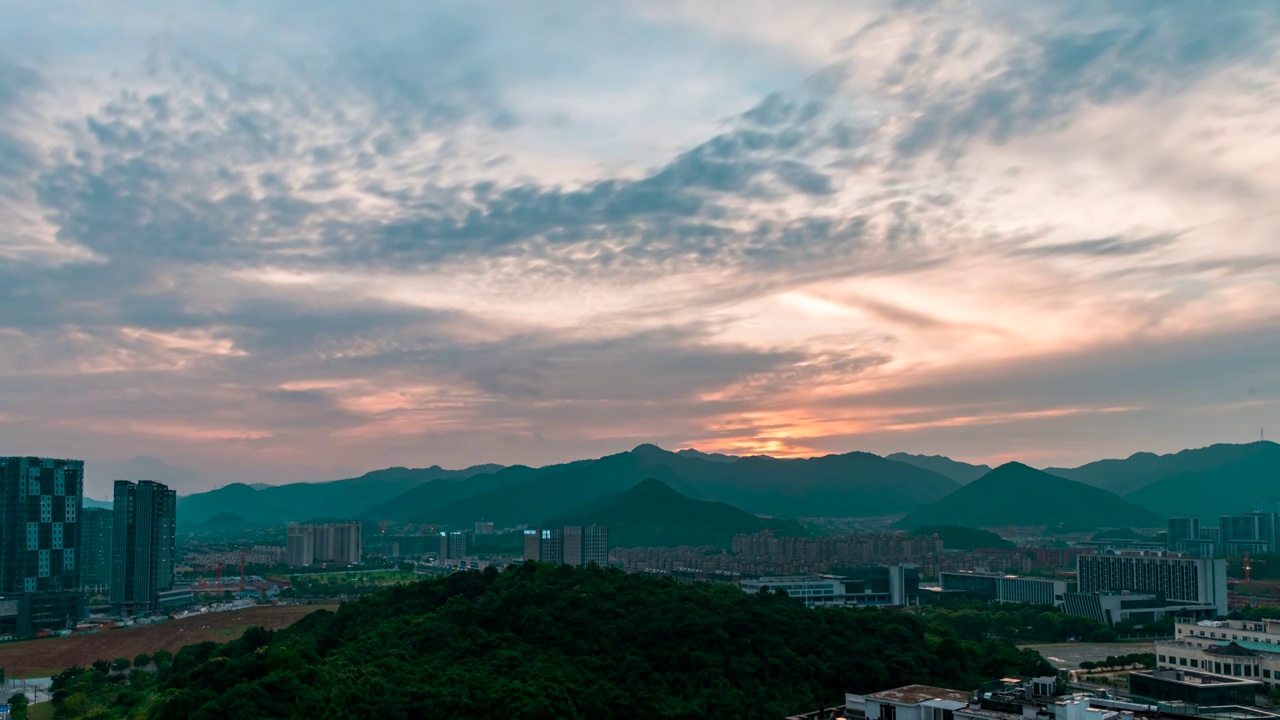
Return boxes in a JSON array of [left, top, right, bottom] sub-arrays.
[[1205, 642, 1263, 658], [868, 686, 970, 705], [1132, 668, 1261, 688]]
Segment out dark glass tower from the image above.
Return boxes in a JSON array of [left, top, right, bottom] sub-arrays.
[[80, 507, 114, 591], [111, 480, 176, 616]]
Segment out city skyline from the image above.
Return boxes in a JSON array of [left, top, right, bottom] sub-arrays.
[[2, 1, 1278, 494]]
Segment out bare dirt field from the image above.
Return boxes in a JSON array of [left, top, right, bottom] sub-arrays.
[[1020, 641, 1156, 670], [0, 604, 338, 679]]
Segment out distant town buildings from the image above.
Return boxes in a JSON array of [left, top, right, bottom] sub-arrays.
[[111, 479, 178, 617], [80, 507, 114, 592], [564, 525, 609, 567], [522, 525, 610, 566], [474, 521, 495, 535], [0, 457, 86, 635], [285, 522, 362, 568]]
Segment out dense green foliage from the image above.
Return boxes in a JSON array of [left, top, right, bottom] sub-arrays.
[[546, 478, 808, 548], [896, 462, 1164, 531], [1229, 606, 1280, 620], [917, 599, 1114, 643], [286, 570, 418, 598], [1079, 653, 1155, 670], [911, 525, 1013, 550], [52, 564, 1051, 719]]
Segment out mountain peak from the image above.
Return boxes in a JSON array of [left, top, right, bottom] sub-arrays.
[[896, 460, 1163, 531], [626, 477, 681, 497], [630, 443, 670, 456]]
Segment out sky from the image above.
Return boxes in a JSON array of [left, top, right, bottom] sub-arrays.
[[2, 1, 1278, 497]]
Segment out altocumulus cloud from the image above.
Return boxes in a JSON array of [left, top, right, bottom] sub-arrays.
[[0, 0, 1277, 495]]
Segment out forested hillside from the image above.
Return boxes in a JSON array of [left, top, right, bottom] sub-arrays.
[[50, 565, 1051, 719]]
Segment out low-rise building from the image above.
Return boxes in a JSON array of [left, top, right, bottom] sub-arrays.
[[1064, 591, 1218, 627], [863, 685, 970, 720], [1156, 617, 1280, 690], [740, 566, 919, 607], [1128, 668, 1261, 706], [939, 571, 1070, 607]]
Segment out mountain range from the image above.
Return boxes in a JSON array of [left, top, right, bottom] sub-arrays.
[[886, 453, 993, 484], [895, 462, 1165, 531], [545, 478, 808, 549], [171, 440, 1277, 532]]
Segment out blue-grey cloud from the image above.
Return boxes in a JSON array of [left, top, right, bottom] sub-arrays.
[[0, 0, 1276, 489]]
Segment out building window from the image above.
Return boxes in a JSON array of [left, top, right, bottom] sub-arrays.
[[881, 705, 897, 720], [26, 523, 38, 550], [40, 495, 52, 522], [1245, 666, 1253, 677], [24, 578, 36, 592], [38, 549, 50, 577], [1159, 655, 1167, 663], [52, 523, 63, 550], [1179, 657, 1187, 666], [1265, 669, 1272, 679], [63, 550, 74, 570], [65, 503, 76, 523]]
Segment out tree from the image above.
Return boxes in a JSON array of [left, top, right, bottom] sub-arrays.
[[92, 658, 110, 675], [111, 657, 131, 673], [134, 652, 152, 669], [7, 691, 27, 720], [151, 649, 174, 669]]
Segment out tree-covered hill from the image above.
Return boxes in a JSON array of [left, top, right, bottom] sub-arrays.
[[544, 478, 808, 548], [51, 564, 1051, 720], [910, 525, 1014, 550], [895, 462, 1164, 531]]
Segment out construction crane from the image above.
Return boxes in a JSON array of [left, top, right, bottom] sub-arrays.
[[1244, 551, 1268, 582]]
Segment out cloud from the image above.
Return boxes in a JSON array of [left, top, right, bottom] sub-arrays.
[[0, 1, 1277, 490], [1010, 234, 1179, 258]]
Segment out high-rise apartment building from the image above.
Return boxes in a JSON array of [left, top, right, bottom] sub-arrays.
[[286, 524, 315, 567], [1076, 551, 1227, 616], [440, 530, 470, 560], [1218, 511, 1278, 557], [0, 457, 85, 635], [474, 521, 494, 535], [285, 522, 362, 567], [523, 528, 564, 564], [80, 507, 113, 591], [111, 480, 177, 616], [1167, 517, 1199, 550], [564, 525, 609, 567]]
